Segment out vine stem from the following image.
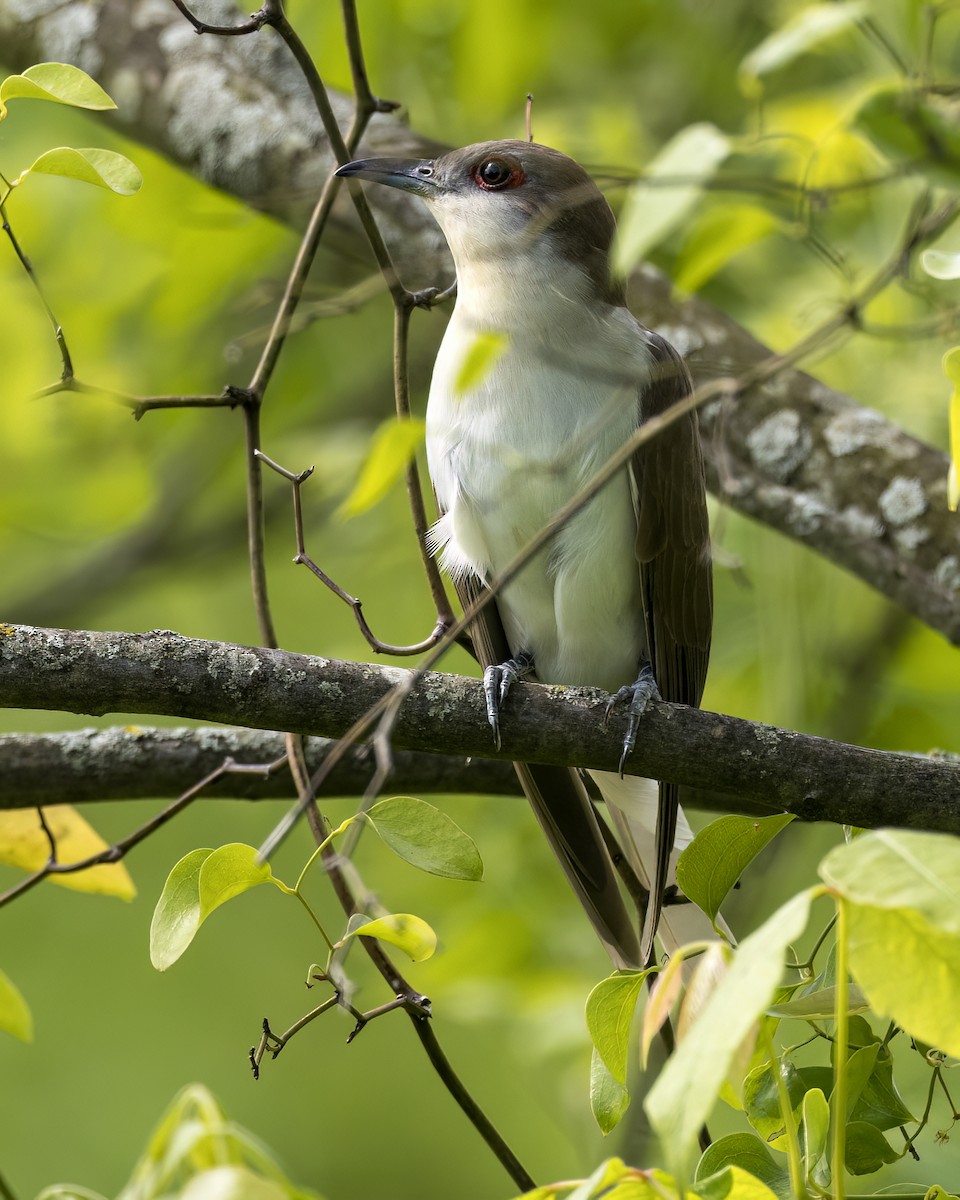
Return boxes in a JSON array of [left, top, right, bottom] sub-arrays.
[[762, 1024, 807, 1200], [832, 898, 850, 1200]]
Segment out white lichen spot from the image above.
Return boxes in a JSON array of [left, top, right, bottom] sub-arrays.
[[656, 324, 703, 358], [878, 476, 927, 527], [746, 409, 812, 482], [789, 492, 830, 536], [823, 408, 888, 457], [133, 0, 173, 29], [162, 58, 310, 190], [206, 644, 261, 692], [839, 505, 883, 540], [893, 524, 930, 552], [934, 556, 960, 592], [8, 0, 63, 19]]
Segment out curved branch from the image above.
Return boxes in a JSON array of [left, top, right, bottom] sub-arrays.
[[0, 624, 957, 831]]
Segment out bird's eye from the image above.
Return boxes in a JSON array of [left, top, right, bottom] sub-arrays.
[[472, 157, 523, 190]]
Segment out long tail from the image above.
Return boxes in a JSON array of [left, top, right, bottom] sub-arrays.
[[518, 762, 642, 969], [589, 770, 733, 958]]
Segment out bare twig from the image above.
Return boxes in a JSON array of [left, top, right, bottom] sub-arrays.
[[255, 450, 445, 655], [1, 197, 73, 382]]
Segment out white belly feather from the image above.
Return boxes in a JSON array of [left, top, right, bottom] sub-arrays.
[[427, 310, 648, 692]]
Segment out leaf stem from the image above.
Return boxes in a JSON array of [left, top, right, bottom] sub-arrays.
[[832, 898, 850, 1200], [762, 1024, 807, 1200]]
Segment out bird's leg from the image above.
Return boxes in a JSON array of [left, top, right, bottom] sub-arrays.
[[484, 650, 535, 750], [604, 660, 661, 776]]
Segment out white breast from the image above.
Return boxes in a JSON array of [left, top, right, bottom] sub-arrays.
[[427, 284, 651, 692]]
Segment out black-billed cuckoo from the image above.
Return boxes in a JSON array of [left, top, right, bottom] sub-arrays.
[[337, 140, 718, 968]]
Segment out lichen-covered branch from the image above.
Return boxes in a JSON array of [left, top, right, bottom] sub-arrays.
[[0, 725, 780, 820], [1, 624, 958, 831]]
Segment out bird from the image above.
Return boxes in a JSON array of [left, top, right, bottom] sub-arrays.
[[336, 140, 719, 968]]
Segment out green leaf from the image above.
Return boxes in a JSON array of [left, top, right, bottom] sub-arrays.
[[843, 1121, 899, 1175], [742, 1059, 805, 1150], [677, 814, 795, 925], [852, 1046, 914, 1130], [767, 982, 869, 1020], [590, 1046, 631, 1135], [612, 123, 730, 275], [341, 912, 437, 962], [921, 249, 960, 280], [0, 967, 33, 1042], [696, 1134, 791, 1200], [645, 888, 813, 1185], [0, 63, 116, 117], [738, 3, 866, 93], [179, 1166, 288, 1200], [926, 1188, 960, 1200], [823, 832, 960, 1051], [854, 85, 960, 184], [585, 970, 647, 1084], [198, 843, 274, 921], [565, 1160, 660, 1200], [821, 829, 960, 931], [150, 845, 274, 970], [839, 1043, 880, 1119], [845, 903, 960, 1058], [453, 331, 509, 395], [674, 204, 781, 293], [17, 147, 142, 195], [150, 848, 214, 971], [693, 1165, 780, 1200], [800, 1088, 829, 1184], [366, 796, 483, 880], [336, 416, 426, 519]]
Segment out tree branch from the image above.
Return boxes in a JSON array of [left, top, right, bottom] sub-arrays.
[[1, 624, 957, 831], [0, 725, 783, 819], [1, 0, 957, 642]]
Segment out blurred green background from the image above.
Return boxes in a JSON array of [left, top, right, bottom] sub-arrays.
[[2, 0, 959, 1197]]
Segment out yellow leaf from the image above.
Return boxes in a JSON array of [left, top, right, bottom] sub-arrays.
[[336, 416, 426, 519], [0, 806, 136, 899], [453, 331, 508, 395]]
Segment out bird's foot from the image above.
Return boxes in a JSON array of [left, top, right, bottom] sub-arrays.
[[604, 662, 661, 777], [483, 651, 534, 750]]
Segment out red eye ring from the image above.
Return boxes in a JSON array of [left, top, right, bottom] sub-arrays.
[[472, 157, 525, 190]]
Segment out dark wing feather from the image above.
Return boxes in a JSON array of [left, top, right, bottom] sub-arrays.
[[453, 570, 641, 968], [631, 330, 713, 961]]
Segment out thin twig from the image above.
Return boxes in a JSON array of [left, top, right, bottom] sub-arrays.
[[255, 450, 446, 655], [169, 0, 272, 36], [2, 198, 73, 381]]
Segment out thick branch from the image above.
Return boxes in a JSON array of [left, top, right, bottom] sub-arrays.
[[1, 0, 957, 641], [1, 625, 957, 831], [0, 725, 781, 819]]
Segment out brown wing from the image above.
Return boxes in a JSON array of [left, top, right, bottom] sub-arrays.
[[452, 563, 641, 968], [631, 329, 713, 961]]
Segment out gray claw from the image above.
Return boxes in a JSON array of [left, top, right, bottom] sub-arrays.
[[606, 665, 661, 777], [482, 653, 534, 750]]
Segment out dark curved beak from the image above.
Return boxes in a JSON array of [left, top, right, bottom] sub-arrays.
[[335, 157, 440, 197]]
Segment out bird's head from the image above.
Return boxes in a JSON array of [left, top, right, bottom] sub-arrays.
[[336, 140, 624, 306]]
